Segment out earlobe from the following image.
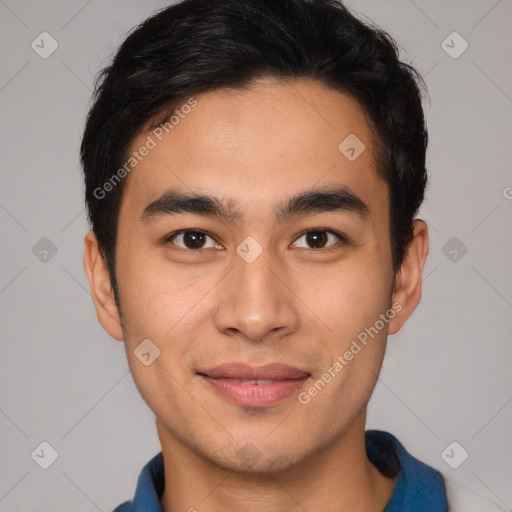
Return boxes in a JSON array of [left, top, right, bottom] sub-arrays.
[[83, 230, 124, 341], [388, 220, 429, 335]]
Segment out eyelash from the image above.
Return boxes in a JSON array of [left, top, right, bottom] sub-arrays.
[[163, 228, 348, 254]]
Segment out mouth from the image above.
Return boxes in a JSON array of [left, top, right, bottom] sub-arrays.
[[196, 363, 311, 407]]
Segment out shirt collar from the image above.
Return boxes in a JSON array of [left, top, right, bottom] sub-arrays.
[[366, 430, 447, 511]]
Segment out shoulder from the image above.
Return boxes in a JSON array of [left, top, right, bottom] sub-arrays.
[[443, 476, 508, 511], [112, 500, 133, 512]]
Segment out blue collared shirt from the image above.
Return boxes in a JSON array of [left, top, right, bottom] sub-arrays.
[[113, 430, 448, 511]]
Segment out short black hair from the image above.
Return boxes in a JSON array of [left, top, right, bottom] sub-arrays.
[[81, 0, 428, 308]]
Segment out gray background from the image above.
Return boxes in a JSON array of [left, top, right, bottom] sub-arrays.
[[1, 0, 511, 510]]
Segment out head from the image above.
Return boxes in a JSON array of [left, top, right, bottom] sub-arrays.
[[82, 0, 429, 473]]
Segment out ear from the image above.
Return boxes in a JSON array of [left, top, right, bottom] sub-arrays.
[[83, 230, 124, 341], [388, 219, 429, 335]]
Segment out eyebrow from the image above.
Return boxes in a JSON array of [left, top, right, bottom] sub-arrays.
[[140, 185, 369, 225]]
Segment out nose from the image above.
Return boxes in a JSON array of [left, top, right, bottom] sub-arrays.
[[214, 246, 300, 343]]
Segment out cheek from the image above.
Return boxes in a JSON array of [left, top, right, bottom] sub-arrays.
[[125, 351, 196, 436], [117, 261, 207, 413], [296, 255, 392, 342], [117, 247, 209, 338]]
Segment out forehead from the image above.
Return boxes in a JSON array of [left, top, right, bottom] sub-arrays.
[[119, 78, 386, 221]]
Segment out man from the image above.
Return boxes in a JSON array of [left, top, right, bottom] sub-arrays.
[[81, 0, 505, 510]]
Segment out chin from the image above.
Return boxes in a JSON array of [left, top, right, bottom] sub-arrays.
[[201, 436, 314, 475]]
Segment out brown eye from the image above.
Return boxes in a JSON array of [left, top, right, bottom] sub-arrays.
[[305, 231, 328, 248], [291, 229, 344, 250], [183, 231, 206, 249], [168, 231, 220, 250]]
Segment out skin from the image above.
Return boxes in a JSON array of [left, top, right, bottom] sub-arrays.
[[83, 77, 428, 512]]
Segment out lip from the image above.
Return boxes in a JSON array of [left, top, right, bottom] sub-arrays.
[[197, 363, 311, 407], [198, 362, 310, 380]]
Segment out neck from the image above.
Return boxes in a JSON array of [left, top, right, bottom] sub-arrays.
[[157, 412, 396, 512]]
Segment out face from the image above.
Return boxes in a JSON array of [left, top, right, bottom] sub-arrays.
[[85, 77, 426, 473]]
